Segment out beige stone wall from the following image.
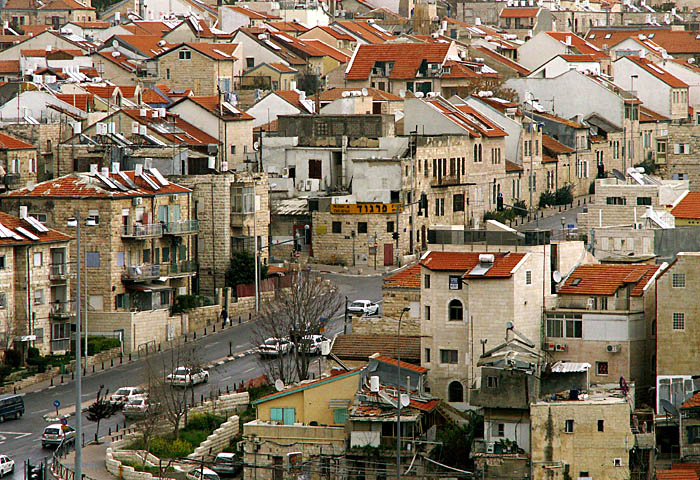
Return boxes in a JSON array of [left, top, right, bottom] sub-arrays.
[[0, 148, 38, 191], [351, 313, 420, 336], [2, 123, 65, 182], [382, 286, 420, 322], [156, 51, 238, 96], [87, 309, 184, 353], [185, 304, 221, 332], [0, 245, 17, 349], [530, 400, 633, 480]]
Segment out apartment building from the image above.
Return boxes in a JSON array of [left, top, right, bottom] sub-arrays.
[[0, 165, 196, 314], [0, 132, 38, 192], [0, 210, 71, 355]]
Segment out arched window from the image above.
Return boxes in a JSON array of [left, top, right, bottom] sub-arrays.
[[449, 299, 463, 321], [473, 144, 478, 162], [478, 144, 483, 163], [448, 381, 464, 403]]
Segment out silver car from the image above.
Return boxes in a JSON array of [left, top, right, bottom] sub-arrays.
[[42, 424, 76, 448]]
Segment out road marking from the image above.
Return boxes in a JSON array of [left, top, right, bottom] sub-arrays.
[[242, 366, 256, 374], [31, 408, 51, 414]]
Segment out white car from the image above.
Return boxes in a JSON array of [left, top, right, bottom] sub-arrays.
[[42, 424, 76, 448], [258, 338, 294, 357], [166, 367, 209, 387], [348, 300, 379, 316], [0, 455, 14, 477], [186, 467, 220, 480], [110, 386, 145, 405], [122, 396, 152, 418], [299, 335, 329, 355]]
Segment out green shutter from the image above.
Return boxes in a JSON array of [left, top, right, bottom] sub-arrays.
[[270, 408, 283, 422], [283, 408, 295, 425], [333, 408, 348, 424]]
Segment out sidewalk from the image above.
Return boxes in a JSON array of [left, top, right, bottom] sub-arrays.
[[57, 439, 113, 480]]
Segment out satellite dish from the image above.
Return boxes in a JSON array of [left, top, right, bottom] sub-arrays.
[[361, 88, 368, 96], [400, 393, 410, 408], [274, 379, 284, 391], [660, 398, 679, 417], [112, 40, 118, 49], [253, 141, 260, 151], [553, 271, 562, 283], [612, 169, 626, 182]]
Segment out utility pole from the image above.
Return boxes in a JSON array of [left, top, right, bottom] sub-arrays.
[[343, 296, 349, 334]]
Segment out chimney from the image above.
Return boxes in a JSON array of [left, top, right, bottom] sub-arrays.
[[19, 206, 27, 219], [565, 35, 572, 46], [101, 167, 109, 177], [46, 45, 52, 52], [135, 164, 143, 176], [89, 164, 98, 174], [219, 90, 224, 116], [112, 162, 120, 173]]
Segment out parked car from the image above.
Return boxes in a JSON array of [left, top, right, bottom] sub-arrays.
[[0, 394, 24, 422], [186, 467, 220, 480], [41, 424, 76, 448], [258, 338, 294, 357], [298, 335, 329, 355], [122, 396, 153, 419], [211, 453, 242, 477], [348, 300, 379, 316], [110, 387, 145, 405], [0, 455, 14, 477], [166, 367, 209, 387]]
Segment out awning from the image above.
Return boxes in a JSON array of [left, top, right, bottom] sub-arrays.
[[126, 283, 172, 292]]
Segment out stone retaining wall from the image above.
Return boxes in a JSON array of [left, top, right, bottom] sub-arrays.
[[186, 392, 250, 420], [188, 415, 240, 459]]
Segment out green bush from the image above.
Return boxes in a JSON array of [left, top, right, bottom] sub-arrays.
[[171, 295, 202, 314], [27, 347, 40, 359], [538, 190, 556, 209], [88, 337, 121, 356], [3, 349, 21, 368], [554, 185, 573, 205], [148, 437, 193, 459], [185, 413, 226, 432], [513, 200, 528, 218]]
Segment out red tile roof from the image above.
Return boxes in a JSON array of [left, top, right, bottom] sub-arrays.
[[505, 160, 523, 172], [0, 211, 71, 247], [69, 21, 110, 28], [95, 51, 138, 73], [639, 106, 670, 122], [499, 7, 539, 18], [318, 87, 402, 102], [122, 21, 173, 36], [331, 334, 421, 363], [442, 59, 498, 79], [671, 192, 700, 219], [546, 32, 606, 59], [657, 470, 700, 480], [474, 46, 530, 76], [40, 0, 94, 10], [119, 85, 138, 98], [681, 392, 700, 410], [226, 5, 280, 19], [55, 93, 93, 112], [265, 21, 310, 33], [423, 98, 507, 138], [420, 251, 526, 277], [184, 96, 255, 120], [120, 109, 219, 145], [374, 355, 427, 373], [302, 39, 350, 63], [84, 85, 119, 99], [347, 42, 450, 80], [587, 29, 700, 56], [621, 55, 687, 88], [358, 387, 440, 413], [4, 171, 190, 199], [268, 62, 298, 73], [0, 132, 35, 150], [559, 54, 600, 62], [274, 90, 314, 113], [181, 42, 240, 61], [335, 20, 395, 44], [142, 88, 171, 104], [111, 35, 173, 58], [384, 263, 420, 288], [542, 135, 574, 155], [672, 464, 700, 476], [0, 60, 20, 74], [313, 25, 355, 41], [453, 103, 508, 137], [558, 264, 660, 296], [21, 49, 84, 57]]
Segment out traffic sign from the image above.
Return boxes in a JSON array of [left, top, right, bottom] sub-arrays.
[[53, 400, 60, 408], [60, 418, 67, 425]]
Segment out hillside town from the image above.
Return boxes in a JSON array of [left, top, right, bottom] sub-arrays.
[[2, 0, 700, 478]]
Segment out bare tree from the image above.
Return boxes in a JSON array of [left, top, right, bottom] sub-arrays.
[[0, 309, 21, 351], [146, 340, 202, 439], [86, 385, 120, 443], [254, 271, 342, 383]]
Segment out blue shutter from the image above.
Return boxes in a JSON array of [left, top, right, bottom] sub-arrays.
[[283, 408, 295, 425], [270, 408, 283, 423], [333, 408, 348, 424]]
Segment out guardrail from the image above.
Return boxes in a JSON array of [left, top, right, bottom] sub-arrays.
[[164, 220, 198, 235], [122, 224, 163, 239]]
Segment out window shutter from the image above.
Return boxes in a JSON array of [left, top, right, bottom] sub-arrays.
[[685, 144, 691, 153], [674, 144, 681, 154]]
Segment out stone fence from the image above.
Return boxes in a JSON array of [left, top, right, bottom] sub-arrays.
[[189, 415, 240, 459], [186, 392, 250, 421]]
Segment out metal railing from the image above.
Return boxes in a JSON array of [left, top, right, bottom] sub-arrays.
[[51, 338, 71, 352], [122, 264, 161, 281], [50, 263, 69, 280], [50, 301, 74, 318], [121, 223, 163, 239], [164, 261, 197, 277], [163, 220, 198, 235]]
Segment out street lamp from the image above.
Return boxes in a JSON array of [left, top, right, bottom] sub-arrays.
[[396, 305, 411, 480], [66, 212, 96, 480], [561, 216, 566, 238]]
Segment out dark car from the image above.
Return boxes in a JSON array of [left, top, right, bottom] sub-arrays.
[[211, 453, 242, 477]]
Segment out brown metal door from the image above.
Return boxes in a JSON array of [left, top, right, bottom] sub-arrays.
[[383, 243, 393, 266]]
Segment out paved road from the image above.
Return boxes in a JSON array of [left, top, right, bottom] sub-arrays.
[[2, 272, 382, 480], [516, 206, 585, 232]]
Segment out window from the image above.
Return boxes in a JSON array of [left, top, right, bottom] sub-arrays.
[[178, 49, 191, 60], [688, 425, 700, 444], [30, 213, 47, 223], [657, 141, 667, 154], [52, 322, 70, 340], [487, 376, 499, 388], [116, 293, 128, 309], [674, 143, 691, 154], [308, 159, 322, 179], [564, 419, 574, 433], [424, 274, 430, 288], [33, 252, 42, 267], [606, 196, 626, 205], [448, 299, 463, 321], [596, 361, 609, 376], [637, 197, 652, 206], [333, 408, 348, 424], [166, 68, 170, 79], [453, 193, 465, 212], [315, 122, 329, 136], [547, 317, 563, 337], [425, 347, 431, 363], [525, 270, 532, 285], [270, 407, 295, 425], [232, 186, 255, 214], [0, 256, 5, 269], [86, 251, 100, 268], [565, 317, 582, 338], [440, 349, 458, 364], [672, 273, 686, 288], [386, 221, 394, 233], [246, 57, 254, 68], [495, 423, 505, 437], [449, 275, 462, 290], [448, 381, 464, 402], [0, 293, 5, 308], [357, 222, 367, 234], [613, 458, 622, 467], [424, 305, 431, 320], [162, 247, 170, 263], [34, 288, 44, 305], [598, 420, 605, 432], [673, 312, 685, 330], [230, 145, 236, 155], [332, 221, 342, 234], [88, 209, 99, 225]]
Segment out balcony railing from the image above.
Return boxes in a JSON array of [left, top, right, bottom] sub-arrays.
[[49, 263, 69, 281], [122, 223, 163, 239], [122, 262, 197, 281], [163, 220, 198, 235], [554, 297, 636, 311], [50, 301, 74, 318], [430, 174, 463, 187], [51, 338, 71, 352]]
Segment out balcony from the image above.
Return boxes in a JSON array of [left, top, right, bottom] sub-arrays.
[[553, 296, 639, 312], [121, 223, 163, 239], [50, 338, 71, 352], [49, 301, 74, 319], [163, 220, 198, 235], [49, 263, 69, 281], [122, 262, 197, 282], [230, 212, 248, 227], [430, 175, 465, 188]]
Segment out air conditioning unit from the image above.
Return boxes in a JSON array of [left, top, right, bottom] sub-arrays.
[[634, 222, 643, 230], [587, 298, 595, 309], [131, 121, 139, 134], [555, 344, 567, 352], [133, 197, 143, 206], [606, 344, 620, 353], [221, 161, 229, 171], [282, 167, 290, 178], [486, 443, 495, 454], [544, 343, 556, 352]]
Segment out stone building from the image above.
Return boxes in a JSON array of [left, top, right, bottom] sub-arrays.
[[382, 263, 420, 320], [0, 210, 71, 355], [0, 165, 197, 314], [545, 263, 661, 400], [0, 132, 38, 192], [169, 172, 269, 296], [1, 123, 68, 183], [663, 123, 700, 190]]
